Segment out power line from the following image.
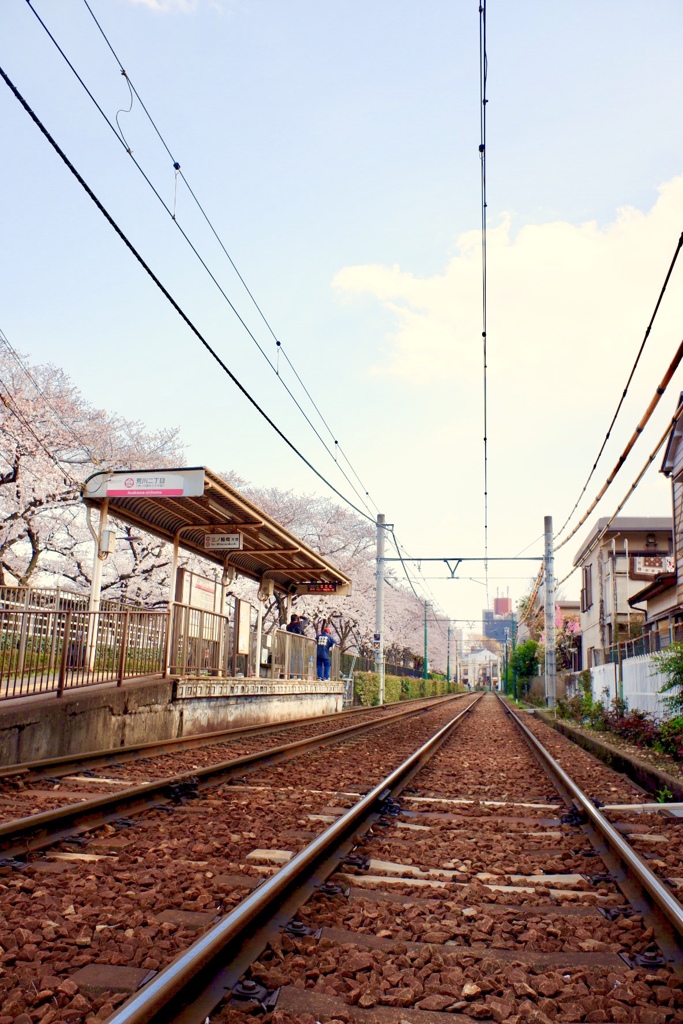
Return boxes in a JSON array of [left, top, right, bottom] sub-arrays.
[[0, 377, 80, 487], [387, 527, 448, 637], [26, 0, 378, 519], [555, 230, 683, 540], [478, 0, 489, 608], [0, 327, 100, 466], [0, 63, 377, 526], [556, 396, 683, 588], [554, 338, 683, 552]]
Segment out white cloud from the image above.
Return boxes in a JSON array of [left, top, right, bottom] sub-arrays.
[[127, 0, 200, 13], [332, 175, 683, 597], [333, 176, 683, 392]]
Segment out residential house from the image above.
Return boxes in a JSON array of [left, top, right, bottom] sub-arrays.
[[460, 648, 500, 689], [573, 517, 672, 668], [630, 406, 683, 650]]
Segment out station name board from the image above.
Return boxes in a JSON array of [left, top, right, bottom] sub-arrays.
[[204, 533, 243, 551], [84, 468, 205, 500]]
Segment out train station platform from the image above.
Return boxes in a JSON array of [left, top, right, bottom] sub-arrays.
[[0, 467, 352, 765], [0, 671, 343, 766]]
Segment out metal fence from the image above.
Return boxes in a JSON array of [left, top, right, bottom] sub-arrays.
[[0, 606, 168, 700], [0, 585, 136, 613], [269, 631, 342, 681], [168, 604, 234, 678], [339, 652, 419, 678], [0, 591, 396, 701]]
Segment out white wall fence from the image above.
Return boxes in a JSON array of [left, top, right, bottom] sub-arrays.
[[589, 655, 668, 718]]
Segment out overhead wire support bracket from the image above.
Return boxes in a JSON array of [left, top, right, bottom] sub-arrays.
[[379, 555, 543, 580]]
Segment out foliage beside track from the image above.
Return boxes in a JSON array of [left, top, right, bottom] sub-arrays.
[[353, 671, 463, 705], [556, 664, 683, 761]]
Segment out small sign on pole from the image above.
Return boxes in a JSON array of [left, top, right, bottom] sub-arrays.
[[204, 533, 243, 551]]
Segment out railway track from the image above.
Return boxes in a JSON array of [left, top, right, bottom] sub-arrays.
[[0, 695, 476, 1024], [0, 694, 461, 826], [98, 692, 683, 1024]]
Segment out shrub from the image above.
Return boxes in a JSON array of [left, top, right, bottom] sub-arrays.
[[653, 642, 683, 715], [655, 716, 683, 758], [352, 673, 461, 705], [353, 672, 402, 706]]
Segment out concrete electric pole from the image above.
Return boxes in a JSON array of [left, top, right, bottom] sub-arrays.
[[423, 601, 430, 681], [544, 515, 556, 708], [375, 514, 385, 704]]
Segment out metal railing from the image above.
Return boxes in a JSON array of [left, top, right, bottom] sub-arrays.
[[168, 604, 235, 678], [268, 631, 341, 681], [339, 651, 419, 677], [0, 606, 167, 700], [0, 584, 137, 612], [597, 617, 683, 665], [0, 597, 359, 701]]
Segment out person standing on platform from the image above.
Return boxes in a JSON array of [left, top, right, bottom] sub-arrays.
[[316, 626, 336, 681], [286, 614, 303, 634]]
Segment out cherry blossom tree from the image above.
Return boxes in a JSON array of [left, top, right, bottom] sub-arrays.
[[0, 342, 446, 670], [0, 342, 183, 592]]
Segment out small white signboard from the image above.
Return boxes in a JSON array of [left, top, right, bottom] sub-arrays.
[[204, 533, 243, 551], [237, 599, 252, 656]]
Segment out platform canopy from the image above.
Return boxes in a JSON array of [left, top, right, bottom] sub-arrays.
[[83, 467, 352, 595]]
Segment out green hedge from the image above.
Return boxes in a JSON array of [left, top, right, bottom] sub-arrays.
[[353, 672, 463, 706]]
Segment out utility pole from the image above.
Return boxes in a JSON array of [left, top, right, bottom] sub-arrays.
[[423, 601, 430, 681], [544, 515, 556, 708], [446, 624, 451, 687], [511, 612, 517, 699], [504, 628, 509, 694], [375, 514, 386, 704]]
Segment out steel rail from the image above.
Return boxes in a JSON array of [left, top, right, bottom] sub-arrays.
[[0, 692, 459, 780], [107, 694, 482, 1024], [0, 693, 467, 857], [501, 697, 683, 939]]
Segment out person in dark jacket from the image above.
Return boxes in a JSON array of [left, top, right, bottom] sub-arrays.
[[316, 626, 336, 681], [286, 614, 303, 635]]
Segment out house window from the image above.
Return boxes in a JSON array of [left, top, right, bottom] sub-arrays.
[[581, 564, 593, 611]]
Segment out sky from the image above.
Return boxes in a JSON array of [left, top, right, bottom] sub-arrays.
[[2, 0, 683, 637]]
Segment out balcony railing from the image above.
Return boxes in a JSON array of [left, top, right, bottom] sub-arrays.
[[596, 616, 683, 666]]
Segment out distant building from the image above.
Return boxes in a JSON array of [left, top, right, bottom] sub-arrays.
[[483, 603, 515, 644], [460, 648, 501, 690], [573, 516, 673, 668]]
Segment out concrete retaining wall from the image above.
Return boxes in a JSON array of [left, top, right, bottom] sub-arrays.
[[0, 677, 343, 766]]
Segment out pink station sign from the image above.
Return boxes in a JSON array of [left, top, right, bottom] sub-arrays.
[[84, 468, 205, 501], [107, 474, 187, 497]]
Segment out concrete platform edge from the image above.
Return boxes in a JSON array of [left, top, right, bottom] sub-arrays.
[[0, 676, 343, 766]]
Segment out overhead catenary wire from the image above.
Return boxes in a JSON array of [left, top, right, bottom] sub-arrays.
[[0, 64, 377, 526], [518, 567, 543, 626], [554, 337, 683, 552], [387, 527, 448, 637], [478, 0, 489, 607], [27, 0, 378, 518], [555, 230, 683, 540], [556, 396, 683, 588], [388, 528, 447, 616]]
